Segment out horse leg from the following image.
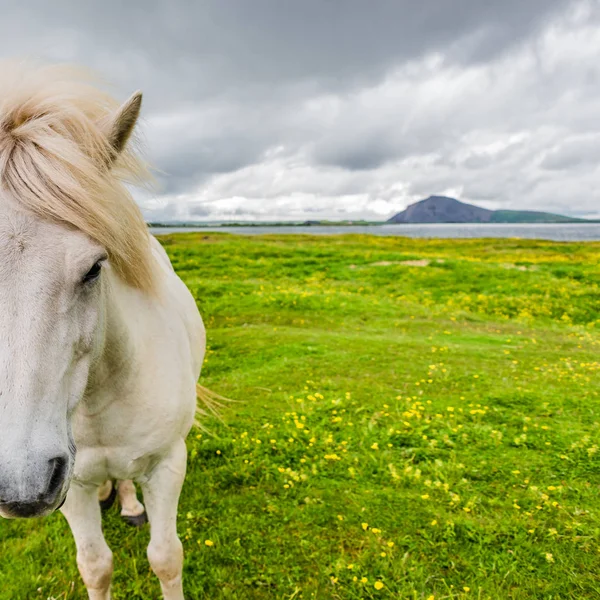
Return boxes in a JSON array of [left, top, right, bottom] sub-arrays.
[[117, 479, 147, 526], [61, 483, 113, 600], [140, 439, 187, 600], [97, 480, 113, 503], [97, 480, 117, 511]]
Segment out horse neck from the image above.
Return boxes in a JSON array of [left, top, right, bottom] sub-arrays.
[[83, 271, 138, 410]]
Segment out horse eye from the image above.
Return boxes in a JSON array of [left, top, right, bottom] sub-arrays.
[[82, 261, 103, 284]]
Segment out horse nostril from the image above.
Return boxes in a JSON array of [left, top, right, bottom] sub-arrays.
[[46, 455, 68, 501]]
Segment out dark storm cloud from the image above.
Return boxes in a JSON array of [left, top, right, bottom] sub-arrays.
[[1, 0, 572, 104]]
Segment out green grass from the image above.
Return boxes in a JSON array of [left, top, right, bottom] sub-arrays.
[[2, 233, 600, 599]]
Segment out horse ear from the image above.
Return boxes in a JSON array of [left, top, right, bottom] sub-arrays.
[[105, 91, 142, 159]]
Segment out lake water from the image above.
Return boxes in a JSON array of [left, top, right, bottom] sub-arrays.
[[150, 223, 600, 241]]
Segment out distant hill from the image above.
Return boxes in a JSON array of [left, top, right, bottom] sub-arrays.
[[388, 196, 587, 224], [489, 210, 585, 223]]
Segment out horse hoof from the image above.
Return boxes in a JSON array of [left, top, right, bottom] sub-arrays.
[[123, 511, 148, 527], [99, 481, 117, 511]]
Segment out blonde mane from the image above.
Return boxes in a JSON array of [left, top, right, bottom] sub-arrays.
[[0, 61, 155, 293]]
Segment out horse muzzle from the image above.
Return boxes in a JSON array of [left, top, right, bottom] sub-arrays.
[[0, 454, 70, 519]]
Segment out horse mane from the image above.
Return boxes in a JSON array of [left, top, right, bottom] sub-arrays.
[[0, 60, 156, 293]]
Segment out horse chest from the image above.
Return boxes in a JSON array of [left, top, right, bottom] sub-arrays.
[[72, 444, 159, 484]]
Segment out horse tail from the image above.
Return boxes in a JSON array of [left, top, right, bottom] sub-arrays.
[[195, 383, 230, 431]]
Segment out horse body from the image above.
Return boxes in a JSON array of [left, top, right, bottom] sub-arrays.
[[0, 62, 206, 599], [73, 236, 204, 487]]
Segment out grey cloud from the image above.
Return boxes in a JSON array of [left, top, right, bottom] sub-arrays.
[[312, 134, 400, 172], [188, 204, 214, 217], [152, 136, 263, 195], [461, 154, 496, 170], [540, 135, 600, 170], [141, 198, 180, 222]]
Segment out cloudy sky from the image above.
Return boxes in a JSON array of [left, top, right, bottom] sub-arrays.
[[2, 0, 600, 221]]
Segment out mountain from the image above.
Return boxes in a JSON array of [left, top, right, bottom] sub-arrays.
[[388, 196, 492, 223], [387, 196, 586, 224]]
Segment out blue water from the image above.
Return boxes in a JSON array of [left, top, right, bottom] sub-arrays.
[[150, 223, 600, 241]]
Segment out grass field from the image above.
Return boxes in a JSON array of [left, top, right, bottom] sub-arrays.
[[1, 232, 600, 599]]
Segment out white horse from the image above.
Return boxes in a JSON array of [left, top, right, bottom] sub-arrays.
[[0, 62, 207, 600]]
